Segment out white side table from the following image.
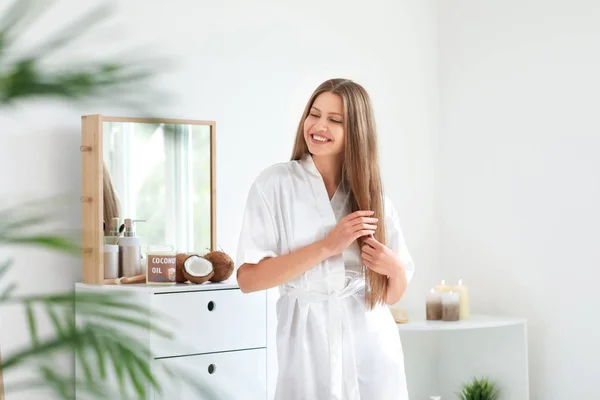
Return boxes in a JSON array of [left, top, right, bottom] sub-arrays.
[[398, 315, 529, 400]]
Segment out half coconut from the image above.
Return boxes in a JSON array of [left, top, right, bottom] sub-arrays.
[[177, 254, 214, 284]]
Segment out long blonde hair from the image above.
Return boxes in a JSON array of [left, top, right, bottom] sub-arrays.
[[291, 78, 388, 309], [103, 164, 120, 226]]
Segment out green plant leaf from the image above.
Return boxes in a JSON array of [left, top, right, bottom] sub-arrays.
[[0, 282, 17, 301], [0, 0, 166, 108], [0, 198, 81, 255], [78, 308, 173, 338], [25, 301, 39, 347], [0, 257, 12, 278], [0, 234, 80, 252], [123, 348, 146, 397], [1, 325, 82, 370], [86, 327, 107, 379], [0, 259, 16, 300], [6, 290, 160, 319], [2, 317, 158, 397], [40, 365, 72, 399], [100, 326, 150, 397], [1, 214, 47, 229], [0, 0, 35, 47], [456, 377, 501, 400], [6, 375, 123, 400], [105, 339, 126, 393], [45, 304, 65, 336], [76, 344, 94, 385]]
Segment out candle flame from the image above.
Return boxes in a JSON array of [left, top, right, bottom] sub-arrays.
[[458, 278, 463, 285], [441, 279, 445, 285]]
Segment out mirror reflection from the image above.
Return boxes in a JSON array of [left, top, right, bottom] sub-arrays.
[[102, 120, 213, 253]]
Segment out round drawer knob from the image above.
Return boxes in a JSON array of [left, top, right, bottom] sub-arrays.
[[208, 364, 216, 374], [207, 301, 215, 311]]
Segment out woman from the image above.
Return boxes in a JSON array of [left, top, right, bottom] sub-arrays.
[[236, 78, 415, 400]]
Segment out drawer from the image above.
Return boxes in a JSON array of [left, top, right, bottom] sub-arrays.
[[150, 288, 266, 358], [151, 348, 266, 400]]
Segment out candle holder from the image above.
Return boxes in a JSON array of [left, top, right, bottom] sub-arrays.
[[441, 291, 460, 321], [453, 278, 470, 320], [426, 289, 443, 320], [435, 279, 452, 292]]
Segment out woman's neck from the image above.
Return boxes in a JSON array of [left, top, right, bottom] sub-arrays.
[[312, 154, 343, 199]]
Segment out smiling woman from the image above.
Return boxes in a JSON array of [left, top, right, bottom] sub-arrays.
[[236, 78, 415, 400]]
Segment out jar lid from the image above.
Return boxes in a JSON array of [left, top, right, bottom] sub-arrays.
[[148, 244, 175, 253]]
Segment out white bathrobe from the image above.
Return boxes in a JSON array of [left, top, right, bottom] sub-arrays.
[[236, 154, 415, 400]]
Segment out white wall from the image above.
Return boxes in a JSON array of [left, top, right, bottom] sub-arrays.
[[0, 1, 438, 399], [438, 1, 600, 398]]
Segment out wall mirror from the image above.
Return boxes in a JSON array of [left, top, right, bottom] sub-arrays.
[[81, 115, 216, 284]]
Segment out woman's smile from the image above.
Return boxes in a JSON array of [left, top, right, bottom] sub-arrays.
[[310, 133, 332, 144]]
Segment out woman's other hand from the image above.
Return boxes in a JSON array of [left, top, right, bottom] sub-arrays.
[[361, 236, 404, 278], [322, 210, 377, 256]]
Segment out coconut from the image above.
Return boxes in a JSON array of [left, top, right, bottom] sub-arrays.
[[203, 251, 234, 282], [175, 253, 192, 283], [182, 255, 214, 284]]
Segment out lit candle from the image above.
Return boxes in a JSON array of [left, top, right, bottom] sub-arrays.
[[434, 279, 452, 292], [426, 288, 443, 320], [441, 291, 460, 321], [452, 278, 470, 320]]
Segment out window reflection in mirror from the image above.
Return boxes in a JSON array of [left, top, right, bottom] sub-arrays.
[[102, 121, 212, 254]]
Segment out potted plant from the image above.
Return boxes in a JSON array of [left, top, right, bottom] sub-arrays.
[[0, 1, 221, 398], [457, 377, 501, 400]]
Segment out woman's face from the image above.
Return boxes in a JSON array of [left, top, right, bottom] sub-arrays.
[[303, 92, 345, 157]]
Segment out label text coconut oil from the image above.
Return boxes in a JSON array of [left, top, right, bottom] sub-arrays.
[[146, 245, 177, 286]]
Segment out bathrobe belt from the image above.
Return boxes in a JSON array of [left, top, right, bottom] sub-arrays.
[[282, 278, 365, 400]]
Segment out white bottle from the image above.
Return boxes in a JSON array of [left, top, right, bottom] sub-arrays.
[[104, 217, 121, 245], [119, 218, 145, 277]]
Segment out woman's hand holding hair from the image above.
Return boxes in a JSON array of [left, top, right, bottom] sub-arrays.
[[322, 210, 378, 256], [361, 236, 408, 304], [238, 211, 378, 294]]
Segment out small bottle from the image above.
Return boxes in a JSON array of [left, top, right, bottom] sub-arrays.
[[146, 245, 177, 286], [104, 217, 121, 245], [119, 218, 145, 277], [103, 244, 119, 279]]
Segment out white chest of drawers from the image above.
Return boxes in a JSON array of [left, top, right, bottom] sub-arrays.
[[75, 282, 267, 400]]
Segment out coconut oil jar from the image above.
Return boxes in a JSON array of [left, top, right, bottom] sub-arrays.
[[146, 245, 177, 286]]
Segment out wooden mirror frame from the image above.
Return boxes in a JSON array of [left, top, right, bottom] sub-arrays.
[[80, 115, 216, 285]]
